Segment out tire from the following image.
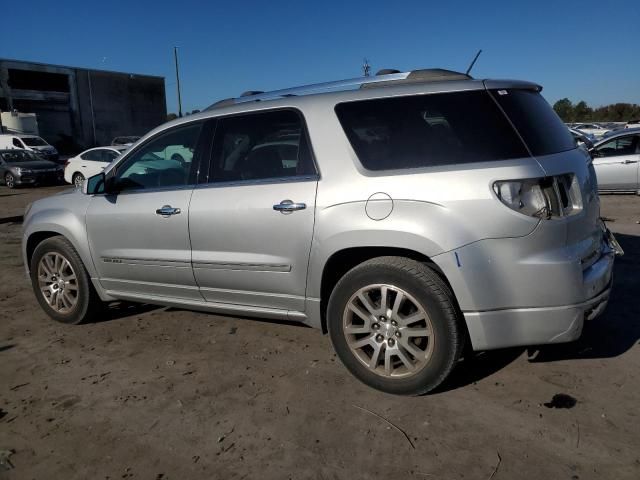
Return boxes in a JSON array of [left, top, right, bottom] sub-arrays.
[[5, 173, 15, 189], [327, 256, 464, 395], [30, 236, 103, 324], [72, 173, 85, 188]]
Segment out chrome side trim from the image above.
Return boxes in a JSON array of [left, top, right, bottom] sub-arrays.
[[102, 257, 192, 268], [192, 261, 291, 272]]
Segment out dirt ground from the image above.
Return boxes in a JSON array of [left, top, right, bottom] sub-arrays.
[[1, 186, 639, 480]]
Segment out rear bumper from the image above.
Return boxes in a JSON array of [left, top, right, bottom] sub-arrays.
[[463, 278, 612, 351], [433, 226, 617, 351]]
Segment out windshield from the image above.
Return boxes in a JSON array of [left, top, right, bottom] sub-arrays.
[[490, 89, 576, 156], [1, 150, 40, 162], [21, 136, 49, 147]]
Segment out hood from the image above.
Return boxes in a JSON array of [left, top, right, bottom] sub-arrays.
[[8, 160, 61, 170]]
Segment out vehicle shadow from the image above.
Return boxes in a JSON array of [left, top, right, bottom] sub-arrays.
[[437, 232, 639, 392], [91, 301, 163, 323], [531, 232, 639, 363]]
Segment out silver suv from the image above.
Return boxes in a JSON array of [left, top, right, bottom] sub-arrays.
[[22, 68, 620, 395]]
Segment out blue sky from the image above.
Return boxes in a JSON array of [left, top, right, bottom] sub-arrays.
[[2, 0, 639, 114]]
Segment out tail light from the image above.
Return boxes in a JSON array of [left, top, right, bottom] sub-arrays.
[[493, 174, 582, 219]]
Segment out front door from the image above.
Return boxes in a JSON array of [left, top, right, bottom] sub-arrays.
[[86, 121, 205, 300], [189, 109, 318, 312], [592, 134, 639, 191]]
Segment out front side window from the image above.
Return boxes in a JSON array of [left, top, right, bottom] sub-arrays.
[[209, 109, 315, 183], [103, 150, 120, 162], [12, 138, 23, 148], [336, 91, 529, 171], [113, 123, 202, 191], [594, 135, 639, 157]]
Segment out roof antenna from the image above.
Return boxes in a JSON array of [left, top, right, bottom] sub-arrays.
[[362, 58, 371, 77], [465, 49, 482, 76]]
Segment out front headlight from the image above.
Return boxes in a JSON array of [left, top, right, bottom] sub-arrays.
[[16, 167, 33, 174]]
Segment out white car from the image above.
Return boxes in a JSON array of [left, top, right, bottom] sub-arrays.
[[0, 134, 59, 162], [574, 123, 609, 138], [64, 146, 127, 187]]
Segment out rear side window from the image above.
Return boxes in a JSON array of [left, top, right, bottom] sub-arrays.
[[209, 109, 316, 183], [491, 89, 575, 156], [335, 91, 529, 171]]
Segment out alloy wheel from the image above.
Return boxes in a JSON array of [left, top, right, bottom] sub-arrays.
[[37, 252, 79, 313], [5, 174, 14, 188], [342, 284, 435, 378], [74, 174, 85, 188]]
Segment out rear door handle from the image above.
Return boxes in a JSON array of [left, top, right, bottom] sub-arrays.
[[273, 199, 306, 214], [156, 205, 181, 217]]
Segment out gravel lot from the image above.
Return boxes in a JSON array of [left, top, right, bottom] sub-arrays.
[[1, 186, 639, 479]]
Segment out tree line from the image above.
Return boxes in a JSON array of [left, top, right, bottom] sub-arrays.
[[553, 99, 640, 123]]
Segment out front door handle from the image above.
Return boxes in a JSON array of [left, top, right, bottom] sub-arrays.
[[156, 205, 181, 217], [622, 159, 638, 164], [273, 199, 306, 214]]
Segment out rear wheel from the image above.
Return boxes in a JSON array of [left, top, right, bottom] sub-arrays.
[[5, 173, 15, 189], [30, 236, 103, 324], [327, 256, 464, 395], [73, 172, 85, 188]]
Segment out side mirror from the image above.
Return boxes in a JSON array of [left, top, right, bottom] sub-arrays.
[[83, 172, 106, 195]]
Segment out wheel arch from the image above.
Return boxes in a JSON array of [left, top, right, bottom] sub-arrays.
[[317, 246, 460, 334]]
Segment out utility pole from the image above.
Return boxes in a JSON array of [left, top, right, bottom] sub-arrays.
[[362, 58, 371, 77], [174, 46, 183, 118]]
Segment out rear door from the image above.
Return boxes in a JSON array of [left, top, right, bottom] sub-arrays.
[[189, 109, 318, 312], [591, 134, 639, 191], [86, 121, 209, 300]]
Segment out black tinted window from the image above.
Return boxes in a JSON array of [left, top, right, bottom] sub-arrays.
[[491, 89, 575, 156], [81, 150, 102, 161], [335, 91, 529, 171], [210, 110, 315, 182]]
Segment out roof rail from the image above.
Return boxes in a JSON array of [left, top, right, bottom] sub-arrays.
[[206, 68, 472, 110]]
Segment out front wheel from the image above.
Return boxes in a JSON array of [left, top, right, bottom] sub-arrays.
[[5, 173, 15, 189], [73, 172, 85, 188], [30, 236, 103, 324], [327, 256, 464, 395]]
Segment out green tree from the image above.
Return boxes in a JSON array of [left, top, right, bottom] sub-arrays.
[[573, 101, 592, 122], [553, 98, 574, 122]]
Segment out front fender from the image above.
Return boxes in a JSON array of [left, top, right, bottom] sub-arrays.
[[22, 207, 96, 279]]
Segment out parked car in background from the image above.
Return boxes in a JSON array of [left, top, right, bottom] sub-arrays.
[[0, 149, 63, 188], [22, 68, 619, 395], [0, 134, 59, 163], [574, 123, 609, 138], [569, 127, 595, 149], [111, 136, 140, 147], [625, 120, 640, 129], [590, 128, 640, 193], [64, 146, 128, 187]]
